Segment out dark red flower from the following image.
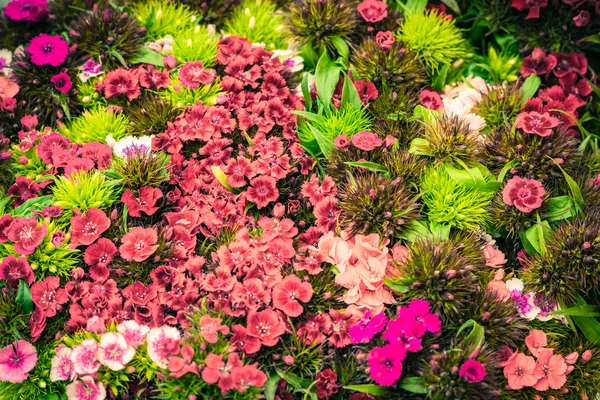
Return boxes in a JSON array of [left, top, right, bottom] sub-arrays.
[[104, 69, 140, 101], [7, 176, 42, 206], [315, 369, 340, 399], [521, 49, 557, 77], [502, 176, 545, 213], [179, 61, 216, 89], [138, 65, 170, 89], [29, 307, 47, 342], [419, 89, 443, 110], [511, 0, 548, 19], [559, 73, 593, 98], [515, 111, 559, 137], [552, 53, 588, 77], [37, 132, 70, 164], [0, 215, 14, 242], [84, 238, 117, 267], [119, 227, 159, 262], [357, 0, 388, 23], [31, 276, 68, 317], [375, 31, 395, 50], [69, 208, 110, 247], [50, 72, 72, 93], [121, 187, 162, 217], [246, 176, 279, 209], [0, 255, 34, 284], [6, 217, 47, 255], [32, 206, 62, 219], [573, 10, 590, 27], [123, 281, 157, 306], [354, 80, 378, 105]]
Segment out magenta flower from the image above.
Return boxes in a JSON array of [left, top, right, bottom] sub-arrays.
[[0, 340, 37, 383], [349, 312, 387, 344], [382, 318, 424, 352], [459, 359, 487, 383], [515, 111, 559, 137], [419, 89, 443, 110], [27, 34, 69, 67], [50, 72, 72, 93], [4, 0, 48, 22], [401, 299, 442, 334], [502, 176, 545, 213], [367, 343, 406, 386]]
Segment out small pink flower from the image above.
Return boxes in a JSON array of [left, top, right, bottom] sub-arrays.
[[70, 339, 100, 376], [65, 376, 106, 400], [483, 244, 507, 268], [97, 332, 136, 371], [6, 217, 47, 255], [515, 111, 559, 137], [50, 347, 73, 382], [119, 227, 159, 262], [357, 0, 388, 23], [525, 329, 547, 358], [333, 134, 350, 149], [117, 320, 150, 349], [375, 31, 395, 50], [419, 89, 443, 110], [504, 352, 538, 390], [51, 72, 72, 93], [0, 340, 37, 383], [27, 34, 69, 66], [146, 326, 181, 369], [178, 61, 216, 89], [351, 131, 382, 151], [502, 176, 545, 213], [198, 315, 230, 344], [459, 360, 487, 383], [533, 348, 567, 390]]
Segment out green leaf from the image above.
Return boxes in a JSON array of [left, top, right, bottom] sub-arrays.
[[16, 279, 34, 313], [431, 64, 449, 91], [572, 294, 600, 343], [276, 369, 312, 389], [343, 384, 392, 396], [429, 222, 451, 241], [550, 304, 600, 317], [39, 394, 59, 400], [301, 73, 312, 110], [293, 110, 324, 123], [520, 75, 541, 101], [398, 377, 429, 394], [402, 0, 428, 13], [308, 124, 336, 159], [550, 158, 584, 213], [385, 278, 409, 293], [210, 166, 241, 194], [545, 196, 576, 221], [109, 47, 128, 68], [315, 52, 342, 107], [344, 161, 389, 174], [581, 33, 600, 44], [411, 105, 441, 124], [441, 0, 460, 13], [330, 36, 350, 59], [341, 75, 362, 110], [129, 48, 165, 66], [523, 220, 550, 255], [444, 164, 500, 192], [408, 138, 432, 156], [399, 220, 431, 241], [497, 160, 518, 183], [264, 374, 280, 400], [457, 319, 485, 351], [12, 195, 55, 217]]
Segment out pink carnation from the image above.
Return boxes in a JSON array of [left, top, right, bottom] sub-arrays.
[[515, 111, 559, 137], [0, 340, 37, 383], [27, 34, 69, 67], [65, 376, 106, 400], [502, 176, 545, 213], [119, 227, 159, 262], [178, 61, 216, 89], [351, 131, 382, 151], [97, 332, 136, 371]]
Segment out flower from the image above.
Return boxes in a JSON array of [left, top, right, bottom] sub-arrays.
[[117, 320, 150, 349], [103, 69, 140, 101], [4, 0, 48, 22], [49, 72, 73, 94], [246, 309, 285, 347], [97, 332, 136, 371], [367, 343, 406, 386], [178, 61, 216, 89], [0, 49, 12, 75], [375, 31, 395, 50], [106, 135, 153, 158], [70, 339, 100, 375], [511, 0, 548, 19], [525, 330, 547, 358], [459, 360, 487, 383], [515, 111, 559, 137], [146, 326, 181, 369], [168, 344, 198, 378], [70, 209, 111, 247], [0, 340, 37, 383], [0, 255, 34, 284], [272, 275, 313, 317], [502, 176, 545, 213], [504, 352, 538, 390], [50, 347, 73, 382], [198, 315, 230, 343], [483, 244, 507, 268], [334, 134, 350, 149], [5, 217, 47, 255], [246, 176, 279, 209], [351, 131, 382, 151], [84, 238, 118, 267], [65, 376, 106, 400], [349, 312, 387, 344], [533, 348, 567, 391], [521, 49, 557, 77], [27, 34, 69, 66], [0, 76, 19, 100], [315, 369, 340, 398], [121, 187, 162, 217], [31, 276, 68, 317], [357, 0, 388, 23], [119, 227, 159, 262], [231, 363, 268, 392], [201, 352, 242, 391], [402, 299, 442, 334], [420, 89, 443, 110]]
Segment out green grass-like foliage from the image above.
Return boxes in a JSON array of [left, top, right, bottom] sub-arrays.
[[161, 77, 223, 108], [60, 107, 130, 144], [134, 0, 199, 40], [28, 222, 81, 280], [225, 0, 287, 49], [11, 145, 50, 180], [421, 166, 493, 231], [172, 24, 219, 66], [52, 170, 121, 220], [112, 148, 170, 189], [77, 76, 108, 110], [399, 9, 468, 74]]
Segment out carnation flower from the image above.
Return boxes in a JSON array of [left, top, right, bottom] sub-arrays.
[[106, 135, 153, 158], [525, 329, 547, 358], [483, 243, 507, 268], [50, 72, 73, 94], [246, 309, 285, 347], [420, 89, 443, 110], [6, 217, 47, 255], [504, 352, 537, 390], [230, 324, 261, 354], [521, 48, 557, 77], [8, 176, 42, 206], [502, 176, 545, 213], [50, 347, 73, 382], [97, 332, 136, 371], [168, 344, 198, 379], [84, 238, 117, 267], [4, 0, 48, 22], [246, 176, 279, 209], [511, 0, 547, 19], [357, 0, 388, 23], [0, 340, 37, 383], [69, 209, 111, 247], [375, 31, 395, 50], [0, 255, 34, 284], [349, 312, 387, 344], [65, 376, 106, 400], [553, 53, 588, 77], [382, 318, 424, 352], [146, 326, 181, 369], [231, 364, 268, 393], [515, 111, 559, 137], [201, 352, 242, 391], [27, 34, 69, 67], [272, 275, 313, 317], [119, 227, 159, 262], [401, 299, 442, 334], [121, 187, 162, 217], [70, 339, 101, 376], [198, 315, 230, 343], [31, 276, 68, 318], [0, 76, 19, 100], [351, 131, 382, 151], [117, 320, 150, 349], [178, 61, 216, 89], [367, 343, 406, 386], [103, 68, 141, 101], [459, 360, 487, 383], [37, 132, 71, 164], [533, 349, 567, 390], [315, 369, 340, 398]]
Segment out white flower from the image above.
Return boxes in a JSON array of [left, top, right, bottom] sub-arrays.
[[0, 48, 13, 76], [117, 320, 150, 349], [146, 326, 181, 369], [106, 135, 154, 158], [97, 332, 136, 371]]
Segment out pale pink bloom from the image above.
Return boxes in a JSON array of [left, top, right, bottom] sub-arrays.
[[355, 257, 387, 289], [97, 332, 136, 371], [50, 347, 74, 381], [313, 232, 352, 271], [117, 320, 150, 349], [391, 244, 409, 263], [146, 326, 182, 369], [86, 316, 106, 334], [70, 339, 100, 376], [351, 234, 389, 265], [0, 340, 37, 383], [65, 375, 106, 400], [483, 244, 507, 268], [486, 269, 510, 300]]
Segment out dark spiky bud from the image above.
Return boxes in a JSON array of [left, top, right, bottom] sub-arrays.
[[421, 339, 501, 400], [325, 146, 386, 186], [414, 114, 484, 167], [339, 173, 420, 241], [284, 0, 359, 54], [389, 238, 478, 323], [370, 87, 422, 146], [127, 94, 179, 136], [113, 148, 170, 189], [69, 6, 146, 70], [176, 0, 241, 27], [351, 37, 426, 92], [48, 0, 116, 30], [521, 213, 600, 305], [484, 124, 581, 189], [380, 149, 428, 190], [472, 84, 525, 133]]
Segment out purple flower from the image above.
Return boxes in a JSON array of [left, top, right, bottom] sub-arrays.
[[401, 299, 442, 334], [50, 72, 72, 93], [459, 360, 487, 383], [382, 318, 423, 352], [367, 343, 406, 386], [27, 34, 69, 67], [349, 312, 387, 344]]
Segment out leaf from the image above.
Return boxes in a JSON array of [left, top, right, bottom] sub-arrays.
[[523, 220, 550, 255], [264, 374, 280, 400], [301, 73, 312, 110], [330, 36, 350, 59], [276, 369, 312, 390], [411, 105, 441, 124], [16, 279, 34, 313], [315, 52, 342, 108], [129, 48, 165, 67], [550, 158, 585, 213], [343, 384, 392, 396], [572, 294, 600, 343], [580, 33, 600, 44], [12, 195, 55, 217], [210, 166, 241, 195], [520, 75, 541, 101], [444, 164, 500, 192], [403, 0, 428, 13], [457, 320, 485, 351], [497, 160, 518, 183], [408, 138, 432, 156], [550, 305, 600, 317], [344, 161, 389, 174], [440, 0, 460, 14], [545, 196, 576, 221], [308, 124, 336, 159], [429, 222, 451, 241], [398, 377, 429, 394], [39, 394, 59, 400], [385, 278, 409, 293], [341, 75, 362, 110], [293, 110, 324, 123], [431, 64, 449, 92]]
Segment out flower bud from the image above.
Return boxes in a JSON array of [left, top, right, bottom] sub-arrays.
[[564, 352, 578, 364], [582, 350, 592, 363]]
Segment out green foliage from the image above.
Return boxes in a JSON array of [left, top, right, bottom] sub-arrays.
[[472, 85, 524, 133], [468, 36, 521, 84], [77, 76, 108, 110], [126, 94, 179, 136], [399, 9, 468, 74], [225, 0, 287, 49], [27, 222, 81, 281], [0, 286, 28, 347], [112, 148, 170, 189], [52, 170, 121, 221], [421, 166, 494, 231], [11, 146, 50, 180], [172, 24, 219, 66], [134, 0, 199, 40], [60, 107, 130, 144], [161, 77, 223, 108]]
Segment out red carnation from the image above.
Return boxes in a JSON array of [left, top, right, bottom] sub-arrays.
[[84, 238, 118, 267], [246, 309, 285, 347], [511, 0, 548, 19], [50, 72, 72, 93], [272, 275, 313, 317], [119, 227, 159, 262], [246, 176, 279, 209], [6, 217, 47, 255], [352, 131, 382, 151], [515, 111, 559, 137], [520, 49, 557, 77], [0, 215, 14, 242], [553, 53, 588, 77], [121, 187, 163, 217], [178, 61, 216, 89], [69, 208, 110, 247], [0, 255, 34, 284], [315, 369, 341, 399], [104, 68, 140, 101], [502, 176, 545, 213], [357, 0, 388, 23], [375, 31, 395, 50], [31, 276, 68, 318], [419, 89, 443, 110]]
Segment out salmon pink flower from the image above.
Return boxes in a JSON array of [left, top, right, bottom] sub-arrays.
[[103, 68, 140, 101], [272, 275, 313, 317], [0, 340, 37, 383], [483, 243, 507, 268], [168, 344, 198, 378], [84, 238, 117, 267], [357, 0, 388, 23], [198, 315, 230, 343], [201, 352, 243, 391], [31, 276, 68, 317], [6, 217, 47, 255], [97, 332, 136, 371], [246, 309, 285, 347], [525, 329, 547, 358], [333, 134, 350, 149], [367, 343, 406, 386], [119, 227, 159, 262], [231, 363, 268, 393], [70, 339, 100, 375], [117, 320, 150, 349], [50, 347, 73, 381], [459, 360, 487, 383], [121, 187, 162, 217], [504, 352, 538, 390], [533, 348, 567, 390], [0, 255, 34, 284], [230, 324, 261, 354], [70, 209, 110, 247], [146, 326, 181, 369], [65, 376, 106, 400], [515, 111, 559, 137], [51, 72, 72, 93], [502, 176, 545, 213], [27, 34, 68, 66], [0, 76, 19, 100], [351, 131, 382, 151]]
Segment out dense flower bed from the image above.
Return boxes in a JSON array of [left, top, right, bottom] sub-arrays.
[[0, 0, 599, 399]]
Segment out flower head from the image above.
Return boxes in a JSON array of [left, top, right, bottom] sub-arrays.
[[97, 332, 136, 371], [515, 111, 559, 137], [84, 238, 117, 267], [375, 31, 395, 50], [50, 347, 73, 382], [50, 72, 73, 94], [351, 131, 382, 151], [70, 209, 111, 247], [511, 0, 548, 19], [117, 320, 150, 349], [27, 34, 69, 66], [315, 369, 340, 398], [146, 326, 181, 369], [121, 187, 162, 217], [119, 227, 159, 262], [0, 76, 19, 100], [70, 339, 100, 376], [103, 69, 140, 101], [246, 176, 279, 209], [65, 376, 106, 400], [31, 276, 68, 318], [367, 343, 406, 386], [5, 0, 48, 22], [0, 255, 34, 284], [525, 329, 547, 358], [178, 61, 216, 89], [272, 275, 313, 317], [357, 0, 388, 23], [459, 360, 487, 383], [521, 49, 557, 77], [6, 217, 47, 255], [503, 352, 538, 390], [0, 340, 37, 383], [349, 312, 387, 344], [533, 348, 567, 391], [502, 176, 545, 213]]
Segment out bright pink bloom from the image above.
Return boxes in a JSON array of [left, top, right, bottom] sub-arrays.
[[168, 344, 198, 378], [230, 324, 262, 354], [246, 309, 285, 347], [382, 318, 423, 352], [31, 276, 68, 317], [0, 340, 37, 383], [84, 238, 117, 267], [246, 176, 279, 209], [50, 347, 73, 382], [351, 131, 382, 151], [103, 68, 140, 101], [333, 134, 350, 149], [70, 339, 100, 375], [504, 352, 538, 390], [146, 326, 181, 369], [117, 320, 150, 349], [533, 348, 567, 390], [27, 34, 69, 66], [502, 176, 545, 213], [0, 255, 34, 284], [37, 132, 70, 164], [51, 72, 72, 93], [201, 352, 243, 391], [515, 111, 559, 137], [459, 360, 487, 383], [573, 10, 590, 27], [4, 0, 48, 22], [198, 315, 230, 343], [69, 208, 110, 247], [0, 76, 19, 100], [65, 376, 106, 400], [231, 363, 268, 392], [375, 31, 395, 50], [121, 187, 162, 217], [272, 275, 313, 317], [402, 299, 441, 334], [367, 343, 406, 386], [525, 329, 547, 358], [6, 217, 47, 255], [349, 312, 387, 344], [119, 227, 159, 262], [357, 0, 388, 23], [178, 61, 216, 89], [97, 332, 136, 371], [420, 88, 443, 110]]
